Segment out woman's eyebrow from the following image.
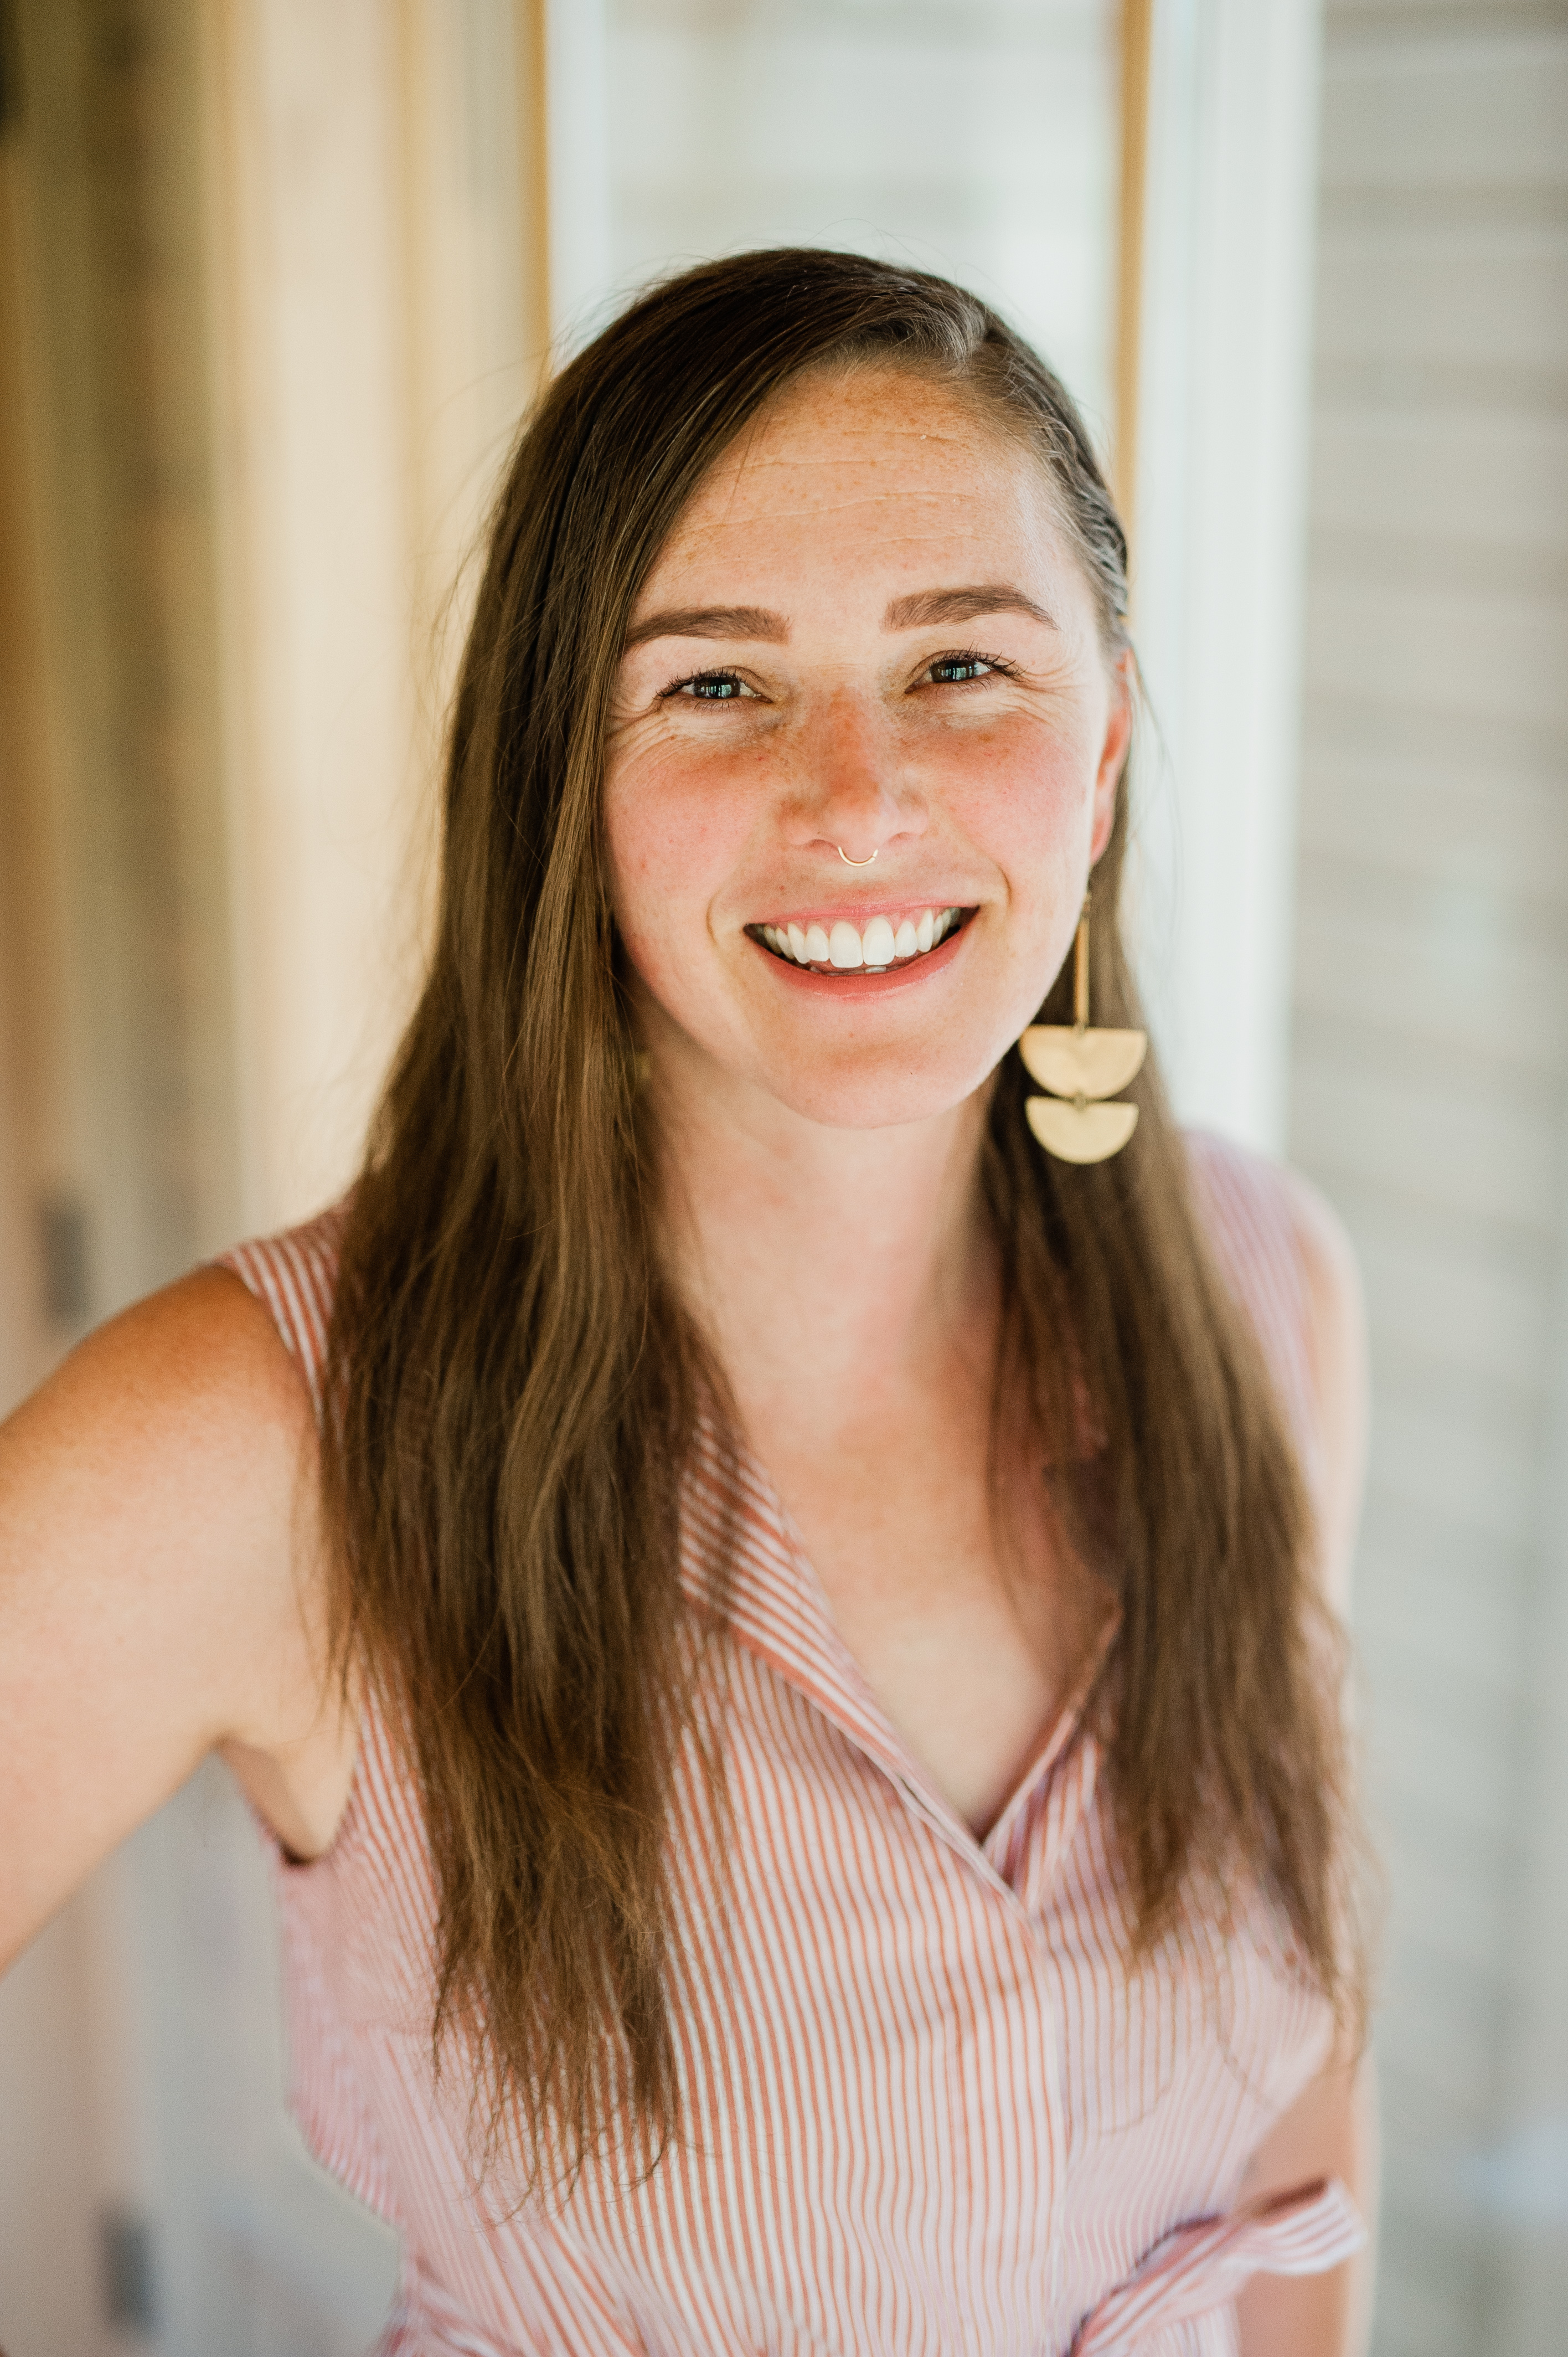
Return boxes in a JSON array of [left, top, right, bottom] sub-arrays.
[[623, 604, 788, 650], [884, 585, 1057, 631]]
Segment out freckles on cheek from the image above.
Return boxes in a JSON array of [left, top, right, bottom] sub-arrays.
[[610, 764, 740, 971], [945, 737, 1088, 859], [641, 806, 734, 913]]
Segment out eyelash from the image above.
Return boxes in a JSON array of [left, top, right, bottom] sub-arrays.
[[659, 648, 1018, 701], [662, 668, 753, 702], [924, 647, 1017, 686]]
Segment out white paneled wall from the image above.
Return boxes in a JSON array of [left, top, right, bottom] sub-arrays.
[[606, 0, 1119, 444], [1291, 6, 1568, 2353]]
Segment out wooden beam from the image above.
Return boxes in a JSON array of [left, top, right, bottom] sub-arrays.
[[517, 0, 551, 374], [1113, 0, 1154, 550]]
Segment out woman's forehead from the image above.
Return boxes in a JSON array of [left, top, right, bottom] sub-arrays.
[[637, 366, 1068, 603], [687, 366, 1025, 510]]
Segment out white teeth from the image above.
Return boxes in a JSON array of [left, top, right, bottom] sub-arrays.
[[862, 915, 896, 967], [756, 907, 964, 969]]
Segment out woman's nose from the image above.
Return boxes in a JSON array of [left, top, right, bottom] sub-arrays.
[[785, 694, 927, 862]]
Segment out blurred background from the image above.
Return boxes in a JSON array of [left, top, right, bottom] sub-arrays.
[[0, 1, 1563, 2351]]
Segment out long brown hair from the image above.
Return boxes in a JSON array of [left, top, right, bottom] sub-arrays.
[[321, 249, 1358, 2188]]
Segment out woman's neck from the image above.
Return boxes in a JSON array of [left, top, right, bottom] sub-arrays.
[[648, 1021, 997, 1446], [642, 1006, 1094, 1840]]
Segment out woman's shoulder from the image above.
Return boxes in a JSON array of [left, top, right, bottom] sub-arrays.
[[215, 1196, 352, 1413], [1185, 1130, 1368, 1612], [1186, 1124, 1341, 1272], [1186, 1129, 1358, 1336], [0, 1231, 349, 1965]]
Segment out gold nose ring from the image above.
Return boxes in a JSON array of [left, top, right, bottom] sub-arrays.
[[836, 845, 878, 867]]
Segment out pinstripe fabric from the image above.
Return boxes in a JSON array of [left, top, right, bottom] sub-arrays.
[[218, 1132, 1363, 2355]]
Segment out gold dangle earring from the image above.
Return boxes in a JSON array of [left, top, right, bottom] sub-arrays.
[[1018, 892, 1147, 1164]]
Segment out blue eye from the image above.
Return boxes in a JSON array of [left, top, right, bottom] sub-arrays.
[[671, 670, 749, 701]]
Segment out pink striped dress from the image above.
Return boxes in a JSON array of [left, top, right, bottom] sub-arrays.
[[218, 1132, 1363, 2356]]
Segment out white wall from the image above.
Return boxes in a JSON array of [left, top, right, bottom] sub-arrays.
[[602, 0, 1118, 435], [1131, 0, 1324, 1151]]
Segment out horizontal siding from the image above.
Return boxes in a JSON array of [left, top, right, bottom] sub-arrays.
[[1310, 412, 1568, 550], [1320, 36, 1568, 184], [1293, 6, 1568, 2353], [1316, 225, 1568, 372], [1295, 872, 1566, 1072], [1296, 747, 1568, 909], [1305, 569, 1567, 730]]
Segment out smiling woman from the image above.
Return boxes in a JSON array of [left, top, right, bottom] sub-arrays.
[[0, 250, 1373, 2355], [604, 366, 1127, 1137]]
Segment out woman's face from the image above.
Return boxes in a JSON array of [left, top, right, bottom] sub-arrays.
[[604, 365, 1129, 1133]]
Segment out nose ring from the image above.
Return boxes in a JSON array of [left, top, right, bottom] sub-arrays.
[[836, 845, 878, 867]]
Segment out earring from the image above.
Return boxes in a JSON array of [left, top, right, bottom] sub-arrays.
[[1018, 893, 1147, 1164]]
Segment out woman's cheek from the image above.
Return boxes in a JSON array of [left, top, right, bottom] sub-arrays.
[[938, 736, 1090, 881], [607, 759, 734, 972]]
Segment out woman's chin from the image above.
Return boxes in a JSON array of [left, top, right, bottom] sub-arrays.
[[736, 1048, 999, 1136], [637, 980, 1024, 1134]]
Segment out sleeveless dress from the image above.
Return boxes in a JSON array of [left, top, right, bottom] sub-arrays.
[[218, 1132, 1364, 2356]]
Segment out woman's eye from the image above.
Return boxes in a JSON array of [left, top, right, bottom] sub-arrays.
[[925, 653, 1000, 687], [667, 670, 754, 702]]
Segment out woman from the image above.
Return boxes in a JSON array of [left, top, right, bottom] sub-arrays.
[[1, 252, 1373, 2353]]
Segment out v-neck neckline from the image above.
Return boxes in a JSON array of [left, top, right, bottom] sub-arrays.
[[679, 1418, 1119, 1889]]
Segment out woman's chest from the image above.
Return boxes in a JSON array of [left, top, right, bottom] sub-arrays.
[[664, 1665, 1324, 2150], [302, 1661, 1333, 2353], [758, 1414, 1104, 1836]]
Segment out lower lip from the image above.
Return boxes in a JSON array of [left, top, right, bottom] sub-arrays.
[[751, 920, 971, 1001]]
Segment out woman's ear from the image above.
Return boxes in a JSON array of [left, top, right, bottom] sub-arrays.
[[1089, 651, 1133, 864]]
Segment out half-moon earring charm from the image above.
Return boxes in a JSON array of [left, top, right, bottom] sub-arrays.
[[836, 845, 878, 867], [1018, 893, 1147, 1164]]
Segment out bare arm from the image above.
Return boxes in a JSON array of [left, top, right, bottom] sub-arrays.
[[1236, 1170, 1377, 2357], [1235, 2043, 1379, 2357], [0, 1268, 353, 1970]]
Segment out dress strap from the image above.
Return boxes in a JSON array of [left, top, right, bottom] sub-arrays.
[[215, 1198, 349, 1417], [1069, 2175, 1366, 2355]]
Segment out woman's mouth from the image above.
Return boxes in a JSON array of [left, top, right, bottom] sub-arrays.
[[746, 906, 972, 976]]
